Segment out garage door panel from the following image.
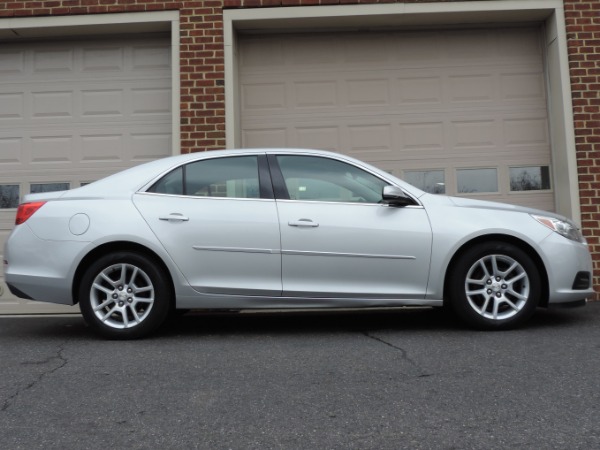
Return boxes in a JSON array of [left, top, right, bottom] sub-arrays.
[[346, 79, 390, 107], [291, 35, 343, 66], [0, 92, 24, 119], [296, 126, 340, 152], [504, 117, 549, 147], [0, 36, 171, 314], [451, 119, 498, 150], [132, 87, 172, 116], [81, 89, 125, 116], [293, 80, 338, 109], [130, 131, 173, 162], [0, 137, 22, 164], [397, 75, 443, 106], [131, 44, 171, 70], [243, 127, 288, 148], [242, 82, 286, 112], [82, 46, 124, 71], [497, 28, 543, 59], [501, 72, 546, 101]]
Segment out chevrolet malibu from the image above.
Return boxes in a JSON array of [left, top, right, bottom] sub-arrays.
[[3, 149, 594, 338]]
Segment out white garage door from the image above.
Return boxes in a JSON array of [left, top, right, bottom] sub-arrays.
[[0, 36, 171, 314], [239, 27, 553, 211]]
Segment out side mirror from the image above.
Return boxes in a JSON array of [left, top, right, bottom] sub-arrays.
[[382, 186, 413, 207]]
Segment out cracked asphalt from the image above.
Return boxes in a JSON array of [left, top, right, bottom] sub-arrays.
[[0, 303, 599, 449]]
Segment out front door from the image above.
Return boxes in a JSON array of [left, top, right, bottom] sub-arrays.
[[271, 154, 432, 298]]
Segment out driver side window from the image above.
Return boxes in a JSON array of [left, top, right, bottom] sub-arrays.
[[276, 155, 388, 203]]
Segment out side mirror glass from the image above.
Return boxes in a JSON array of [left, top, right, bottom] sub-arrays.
[[382, 186, 413, 207]]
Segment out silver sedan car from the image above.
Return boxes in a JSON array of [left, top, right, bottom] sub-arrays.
[[3, 149, 594, 338]]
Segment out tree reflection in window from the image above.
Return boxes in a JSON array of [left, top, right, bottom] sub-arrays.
[[509, 166, 551, 191], [0, 185, 19, 209], [30, 183, 70, 194]]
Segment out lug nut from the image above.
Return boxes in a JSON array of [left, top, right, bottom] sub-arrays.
[[127, 288, 132, 293], [112, 293, 118, 299], [127, 298, 133, 303], [501, 284, 507, 289], [496, 276, 501, 282], [487, 279, 492, 285], [118, 301, 124, 307], [118, 285, 123, 291], [496, 293, 502, 298], [487, 289, 492, 294]]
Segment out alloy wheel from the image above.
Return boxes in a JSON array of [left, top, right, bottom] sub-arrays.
[[90, 263, 155, 329], [464, 254, 530, 320]]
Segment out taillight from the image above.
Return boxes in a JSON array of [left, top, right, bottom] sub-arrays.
[[15, 202, 46, 225]]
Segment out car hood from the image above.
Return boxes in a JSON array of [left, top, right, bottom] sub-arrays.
[[444, 195, 569, 222]]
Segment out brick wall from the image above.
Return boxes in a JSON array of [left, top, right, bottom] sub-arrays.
[[565, 0, 600, 298], [0, 0, 598, 295]]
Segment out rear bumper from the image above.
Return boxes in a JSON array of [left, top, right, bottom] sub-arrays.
[[6, 282, 33, 300], [4, 224, 82, 305], [5, 274, 75, 305]]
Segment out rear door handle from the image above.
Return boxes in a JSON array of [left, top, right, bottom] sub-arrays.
[[159, 213, 189, 222], [288, 219, 319, 228]]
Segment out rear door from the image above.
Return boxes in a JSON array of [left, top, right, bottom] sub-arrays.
[[134, 154, 282, 296]]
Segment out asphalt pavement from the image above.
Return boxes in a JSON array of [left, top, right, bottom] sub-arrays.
[[0, 303, 599, 449]]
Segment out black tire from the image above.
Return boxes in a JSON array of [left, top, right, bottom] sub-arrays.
[[79, 251, 172, 339], [447, 241, 541, 330]]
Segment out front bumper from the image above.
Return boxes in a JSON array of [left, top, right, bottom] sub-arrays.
[[541, 232, 595, 305]]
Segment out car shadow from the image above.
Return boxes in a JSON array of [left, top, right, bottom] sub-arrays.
[[0, 304, 593, 340], [157, 305, 592, 338], [159, 307, 454, 337]]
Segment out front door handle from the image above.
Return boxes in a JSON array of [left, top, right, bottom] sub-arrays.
[[288, 219, 319, 228], [159, 213, 189, 222]]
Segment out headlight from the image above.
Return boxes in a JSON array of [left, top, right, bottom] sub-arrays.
[[531, 214, 585, 243]]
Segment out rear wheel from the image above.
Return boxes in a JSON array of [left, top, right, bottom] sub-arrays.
[[447, 242, 541, 329], [79, 251, 172, 339]]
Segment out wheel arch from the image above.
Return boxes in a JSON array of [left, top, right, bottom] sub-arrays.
[[443, 234, 549, 308], [72, 241, 176, 307]]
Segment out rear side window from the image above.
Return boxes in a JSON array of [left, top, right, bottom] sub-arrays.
[[148, 167, 184, 195], [147, 156, 260, 199]]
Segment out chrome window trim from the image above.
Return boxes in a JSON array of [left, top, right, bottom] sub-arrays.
[[274, 198, 424, 209], [135, 191, 276, 202]]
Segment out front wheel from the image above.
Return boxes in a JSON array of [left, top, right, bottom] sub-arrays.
[[447, 242, 542, 330], [78, 252, 172, 339]]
